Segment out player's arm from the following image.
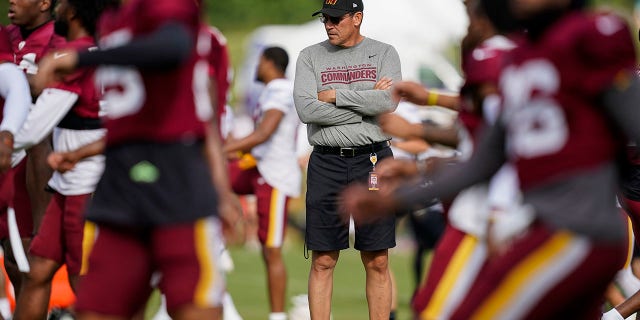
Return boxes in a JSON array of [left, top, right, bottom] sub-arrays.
[[341, 121, 506, 218], [420, 121, 460, 148], [204, 115, 242, 230], [378, 113, 425, 139], [603, 287, 640, 319], [223, 109, 284, 154], [332, 47, 402, 116], [0, 62, 31, 172], [47, 137, 105, 173], [609, 289, 640, 319], [379, 113, 459, 148], [293, 51, 363, 126], [390, 139, 429, 155], [392, 81, 461, 111], [77, 21, 193, 69], [12, 89, 78, 152], [34, 21, 194, 92], [203, 80, 242, 232]]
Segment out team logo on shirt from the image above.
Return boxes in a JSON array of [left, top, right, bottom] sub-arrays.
[[321, 65, 377, 85]]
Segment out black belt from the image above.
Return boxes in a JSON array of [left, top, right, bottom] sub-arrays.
[[314, 140, 390, 158]]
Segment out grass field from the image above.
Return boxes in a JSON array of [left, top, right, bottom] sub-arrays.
[[225, 237, 420, 320]]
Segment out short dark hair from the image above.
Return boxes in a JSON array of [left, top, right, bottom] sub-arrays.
[[66, 0, 114, 35], [262, 46, 289, 74]]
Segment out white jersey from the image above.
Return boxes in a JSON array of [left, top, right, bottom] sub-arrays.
[[11, 88, 105, 195], [389, 102, 427, 160], [251, 78, 301, 197], [48, 127, 105, 196]]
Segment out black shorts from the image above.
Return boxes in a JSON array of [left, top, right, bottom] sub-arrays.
[[86, 141, 218, 227], [305, 145, 395, 251]]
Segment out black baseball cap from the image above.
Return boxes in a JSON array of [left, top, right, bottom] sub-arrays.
[[312, 0, 364, 18]]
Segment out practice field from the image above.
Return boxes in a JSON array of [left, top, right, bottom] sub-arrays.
[[226, 243, 418, 320]]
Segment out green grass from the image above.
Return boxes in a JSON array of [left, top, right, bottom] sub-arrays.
[[225, 241, 417, 320]]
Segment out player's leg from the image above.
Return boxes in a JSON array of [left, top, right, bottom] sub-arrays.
[[606, 215, 639, 306], [413, 225, 488, 320], [0, 165, 14, 314], [389, 270, 397, 320], [13, 256, 59, 320], [360, 249, 391, 320], [61, 193, 92, 292], [347, 146, 396, 320], [354, 217, 395, 320], [516, 240, 626, 319], [305, 152, 350, 319], [450, 222, 627, 320], [255, 180, 289, 317], [309, 250, 339, 320], [25, 140, 53, 233], [227, 160, 256, 246], [75, 224, 154, 320], [154, 216, 225, 320], [13, 193, 66, 320], [621, 195, 640, 248], [412, 225, 465, 313], [4, 158, 33, 298]]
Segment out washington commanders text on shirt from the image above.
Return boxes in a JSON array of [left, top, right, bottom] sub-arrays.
[[321, 64, 377, 85]]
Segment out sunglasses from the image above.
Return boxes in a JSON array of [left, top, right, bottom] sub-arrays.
[[319, 13, 353, 25]]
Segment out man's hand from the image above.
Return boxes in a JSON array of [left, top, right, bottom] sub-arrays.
[[376, 158, 419, 181], [46, 138, 105, 173], [0, 131, 14, 173], [218, 190, 243, 239], [47, 151, 80, 173], [317, 89, 336, 104], [318, 77, 392, 104], [340, 183, 398, 223], [33, 49, 79, 96], [374, 77, 393, 90]]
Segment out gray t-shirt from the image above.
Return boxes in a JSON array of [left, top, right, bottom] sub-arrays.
[[294, 37, 402, 147]]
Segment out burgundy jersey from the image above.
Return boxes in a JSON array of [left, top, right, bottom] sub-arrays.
[[6, 21, 66, 74], [0, 26, 12, 62], [96, 0, 209, 146], [459, 35, 515, 146], [201, 25, 230, 125], [499, 12, 636, 190], [52, 36, 100, 120]]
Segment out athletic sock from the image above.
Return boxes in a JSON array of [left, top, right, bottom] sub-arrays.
[[269, 312, 287, 320], [389, 310, 396, 320]]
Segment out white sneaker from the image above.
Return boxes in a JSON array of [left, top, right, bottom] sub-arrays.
[[223, 292, 243, 320]]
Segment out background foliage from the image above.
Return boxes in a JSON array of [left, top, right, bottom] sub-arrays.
[[207, 0, 322, 33], [206, 0, 635, 33], [0, 0, 633, 29]]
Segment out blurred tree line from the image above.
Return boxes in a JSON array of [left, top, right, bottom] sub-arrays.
[[208, 0, 321, 32]]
